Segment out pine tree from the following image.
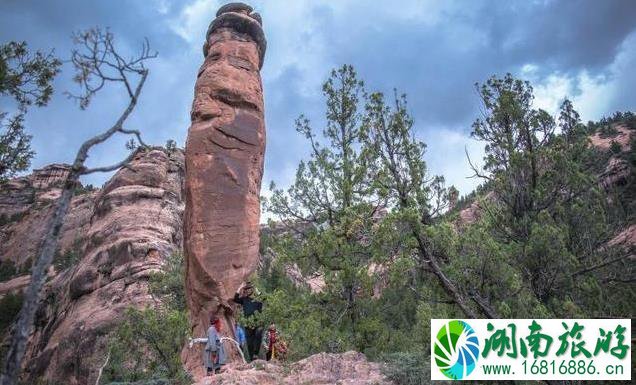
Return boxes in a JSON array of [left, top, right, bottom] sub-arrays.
[[468, 74, 627, 315], [0, 41, 61, 180], [265, 65, 378, 344]]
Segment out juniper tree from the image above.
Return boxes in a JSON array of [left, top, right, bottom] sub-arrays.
[[467, 74, 630, 316], [265, 65, 379, 341], [361, 90, 488, 318], [0, 42, 61, 181]]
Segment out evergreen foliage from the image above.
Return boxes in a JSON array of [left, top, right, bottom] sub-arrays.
[[0, 292, 23, 336], [0, 259, 31, 283], [100, 308, 189, 385], [100, 252, 189, 384], [0, 261, 18, 283], [259, 66, 635, 377], [165, 139, 177, 152], [149, 252, 186, 311], [0, 42, 61, 181], [53, 238, 83, 272]]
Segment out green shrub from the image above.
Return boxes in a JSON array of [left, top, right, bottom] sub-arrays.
[[165, 139, 177, 152], [609, 140, 622, 154], [0, 291, 24, 335], [0, 260, 18, 282], [149, 252, 185, 311], [0, 259, 31, 284], [101, 251, 189, 385], [73, 183, 96, 196], [381, 351, 430, 385], [53, 238, 83, 271], [599, 124, 619, 138], [0, 211, 27, 227], [100, 307, 190, 385]]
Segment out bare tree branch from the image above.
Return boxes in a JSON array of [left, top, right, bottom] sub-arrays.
[[465, 146, 492, 181], [571, 252, 633, 277], [81, 150, 137, 174], [64, 27, 157, 109], [119, 128, 148, 147]]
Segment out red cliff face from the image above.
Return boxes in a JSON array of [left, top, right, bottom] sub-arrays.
[[0, 148, 185, 384], [183, 2, 266, 374]]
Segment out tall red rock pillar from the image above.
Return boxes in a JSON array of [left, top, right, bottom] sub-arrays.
[[183, 2, 266, 369]]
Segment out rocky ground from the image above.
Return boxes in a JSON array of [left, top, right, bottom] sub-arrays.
[[194, 351, 391, 385]]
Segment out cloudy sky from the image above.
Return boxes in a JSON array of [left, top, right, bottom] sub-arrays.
[[1, 0, 635, 198]]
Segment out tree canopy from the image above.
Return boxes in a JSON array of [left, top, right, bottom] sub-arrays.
[[0, 41, 61, 181], [258, 67, 635, 382]]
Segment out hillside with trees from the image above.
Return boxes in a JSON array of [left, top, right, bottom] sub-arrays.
[[256, 66, 635, 384], [0, 2, 634, 384]]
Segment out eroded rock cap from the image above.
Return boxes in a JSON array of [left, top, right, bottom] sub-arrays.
[[204, 2, 266, 69]]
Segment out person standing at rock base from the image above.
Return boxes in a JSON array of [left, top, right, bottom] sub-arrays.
[[262, 323, 278, 361], [205, 316, 226, 375], [232, 281, 263, 360], [235, 322, 248, 359]]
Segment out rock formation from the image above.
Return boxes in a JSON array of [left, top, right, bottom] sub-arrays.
[[183, 2, 266, 373], [30, 164, 72, 189], [591, 124, 634, 190], [589, 123, 633, 152], [0, 148, 185, 384]]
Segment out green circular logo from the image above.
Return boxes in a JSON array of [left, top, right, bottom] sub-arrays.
[[434, 320, 480, 379]]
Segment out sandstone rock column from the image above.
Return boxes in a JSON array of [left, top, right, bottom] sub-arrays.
[[183, 2, 266, 368]]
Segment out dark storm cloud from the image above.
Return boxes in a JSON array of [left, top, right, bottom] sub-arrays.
[[0, 0, 197, 185], [310, 0, 636, 128], [1, 0, 635, 193], [485, 0, 636, 71]]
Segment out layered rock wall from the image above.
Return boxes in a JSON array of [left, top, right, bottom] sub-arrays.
[[31, 164, 71, 189], [183, 2, 266, 371], [0, 148, 185, 384]]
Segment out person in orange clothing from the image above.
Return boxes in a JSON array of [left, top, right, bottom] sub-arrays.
[[262, 323, 280, 361]]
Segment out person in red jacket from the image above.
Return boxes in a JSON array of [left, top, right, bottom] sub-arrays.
[[262, 323, 278, 361], [205, 316, 226, 375]]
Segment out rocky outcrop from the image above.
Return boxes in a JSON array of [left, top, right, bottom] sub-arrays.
[[608, 224, 636, 251], [590, 124, 634, 190], [194, 351, 391, 385], [457, 191, 496, 226], [589, 123, 633, 152], [0, 148, 185, 384], [183, 2, 266, 375], [599, 156, 631, 190], [31, 164, 72, 189], [0, 164, 80, 268]]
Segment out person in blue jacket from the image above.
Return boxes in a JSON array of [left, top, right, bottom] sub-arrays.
[[235, 323, 248, 360]]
